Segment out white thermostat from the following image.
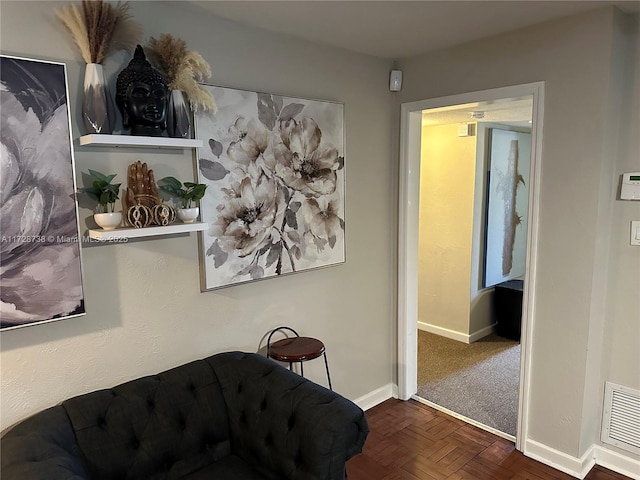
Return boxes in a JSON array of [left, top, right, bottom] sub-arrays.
[[620, 172, 640, 200]]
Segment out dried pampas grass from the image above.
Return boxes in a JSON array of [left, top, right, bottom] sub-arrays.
[[57, 0, 141, 64], [146, 34, 216, 112], [145, 34, 187, 86]]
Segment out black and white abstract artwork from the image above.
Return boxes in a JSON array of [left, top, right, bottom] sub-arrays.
[[195, 86, 345, 290], [1, 55, 85, 330]]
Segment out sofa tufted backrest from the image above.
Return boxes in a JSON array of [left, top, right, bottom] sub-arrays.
[[62, 359, 231, 480], [208, 352, 368, 480], [1, 405, 91, 479]]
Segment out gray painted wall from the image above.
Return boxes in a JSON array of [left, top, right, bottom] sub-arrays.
[[1, 0, 638, 469], [0, 1, 395, 430], [398, 6, 639, 460]]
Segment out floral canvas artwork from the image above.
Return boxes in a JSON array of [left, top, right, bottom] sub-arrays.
[[195, 86, 345, 290], [1, 56, 85, 330]]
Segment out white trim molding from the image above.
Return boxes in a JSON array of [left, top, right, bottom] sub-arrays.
[[417, 322, 496, 344], [469, 324, 497, 343], [398, 82, 546, 453], [525, 440, 640, 479], [353, 383, 396, 412], [595, 445, 640, 480], [525, 440, 596, 479]]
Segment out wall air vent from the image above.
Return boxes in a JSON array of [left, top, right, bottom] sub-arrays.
[[601, 382, 640, 455]]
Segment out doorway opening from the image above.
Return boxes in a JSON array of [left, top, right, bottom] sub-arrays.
[[397, 83, 545, 451], [416, 99, 532, 440]]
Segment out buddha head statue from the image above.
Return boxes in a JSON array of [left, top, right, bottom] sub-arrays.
[[116, 45, 169, 136]]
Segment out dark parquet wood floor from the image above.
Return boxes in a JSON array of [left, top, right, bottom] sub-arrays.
[[346, 399, 632, 480]]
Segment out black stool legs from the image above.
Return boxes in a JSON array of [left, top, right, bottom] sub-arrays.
[[323, 352, 332, 390]]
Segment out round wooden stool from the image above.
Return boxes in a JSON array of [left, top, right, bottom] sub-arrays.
[[266, 327, 332, 390]]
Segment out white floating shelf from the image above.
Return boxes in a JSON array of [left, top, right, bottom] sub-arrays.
[[88, 222, 208, 241], [79, 134, 202, 149]]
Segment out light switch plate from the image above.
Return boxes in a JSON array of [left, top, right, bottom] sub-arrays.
[[631, 221, 640, 246]]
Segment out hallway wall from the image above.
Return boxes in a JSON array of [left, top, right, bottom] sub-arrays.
[[419, 124, 476, 336]]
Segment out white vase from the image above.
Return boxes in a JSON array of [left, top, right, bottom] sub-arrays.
[[177, 207, 199, 224], [166, 90, 191, 138], [94, 212, 122, 231], [82, 63, 115, 135]]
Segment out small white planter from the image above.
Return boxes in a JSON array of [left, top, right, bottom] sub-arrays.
[[94, 212, 122, 231], [177, 207, 199, 224]]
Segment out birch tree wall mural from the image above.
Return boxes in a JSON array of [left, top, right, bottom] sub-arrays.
[[484, 128, 531, 288]]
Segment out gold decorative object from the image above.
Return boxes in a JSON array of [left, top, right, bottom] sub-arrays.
[[132, 193, 157, 210], [126, 203, 152, 228], [152, 203, 175, 226]]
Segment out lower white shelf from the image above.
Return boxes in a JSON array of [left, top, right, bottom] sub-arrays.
[[88, 222, 208, 241]]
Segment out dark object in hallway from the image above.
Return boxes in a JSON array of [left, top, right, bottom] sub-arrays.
[[347, 399, 632, 480], [494, 279, 524, 341], [1, 352, 368, 480]]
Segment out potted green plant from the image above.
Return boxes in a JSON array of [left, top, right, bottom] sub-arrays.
[[84, 169, 122, 230], [158, 176, 207, 223]]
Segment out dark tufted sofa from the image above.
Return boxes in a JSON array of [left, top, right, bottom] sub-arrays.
[[1, 351, 368, 480]]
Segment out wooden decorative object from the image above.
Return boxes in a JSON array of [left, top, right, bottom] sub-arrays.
[[124, 160, 160, 214], [152, 203, 175, 226]]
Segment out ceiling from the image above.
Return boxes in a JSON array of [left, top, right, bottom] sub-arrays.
[[422, 97, 533, 128], [189, 0, 639, 60]]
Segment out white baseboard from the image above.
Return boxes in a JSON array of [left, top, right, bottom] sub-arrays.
[[525, 439, 640, 479], [417, 321, 496, 344], [524, 439, 595, 478], [469, 323, 497, 343], [417, 322, 469, 343], [595, 445, 640, 479], [353, 383, 396, 411]]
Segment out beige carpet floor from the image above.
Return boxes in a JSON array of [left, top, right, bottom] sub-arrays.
[[416, 330, 520, 436]]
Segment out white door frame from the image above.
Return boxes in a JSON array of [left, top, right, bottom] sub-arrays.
[[397, 82, 545, 451]]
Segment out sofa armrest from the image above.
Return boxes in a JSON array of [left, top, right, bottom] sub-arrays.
[[1, 405, 90, 480], [207, 352, 369, 480]]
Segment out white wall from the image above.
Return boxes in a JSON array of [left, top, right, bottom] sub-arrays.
[[604, 4, 640, 399], [0, 1, 395, 430], [596, 10, 640, 459], [419, 124, 476, 336], [399, 5, 639, 462]]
